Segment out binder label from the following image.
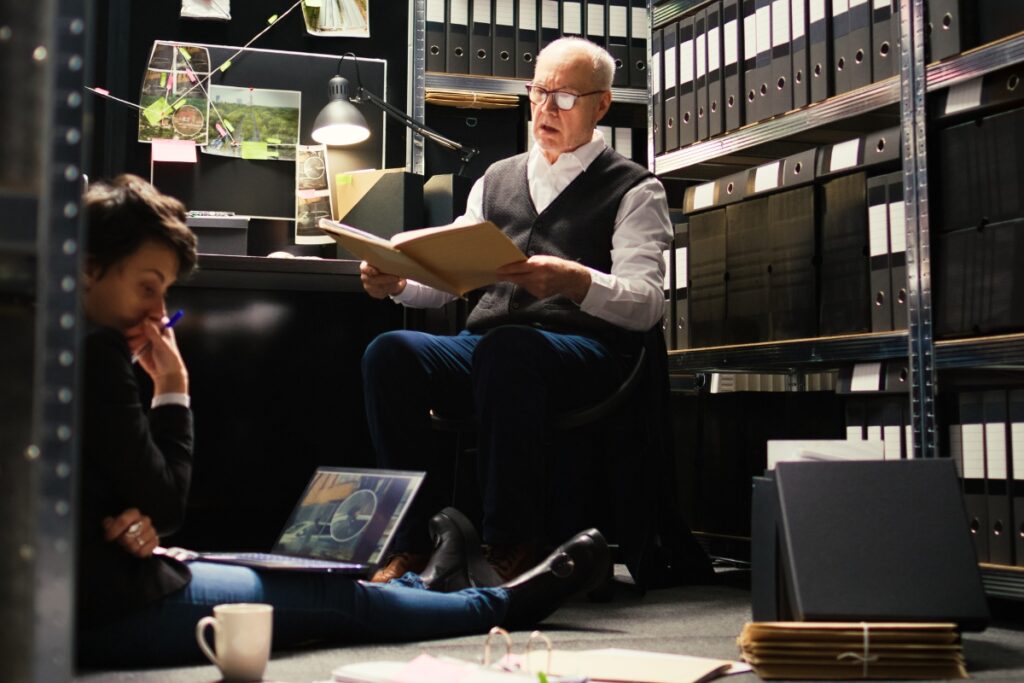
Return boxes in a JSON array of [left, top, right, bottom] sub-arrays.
[[609, 6, 628, 37], [832, 0, 849, 16], [944, 78, 984, 115], [696, 30, 706, 78], [675, 246, 688, 287], [772, 0, 790, 47], [873, 0, 889, 8], [849, 0, 867, 6], [519, 0, 537, 29], [588, 3, 605, 35], [473, 0, 491, 23], [692, 182, 715, 210], [1012, 422, 1024, 480], [496, 0, 514, 26], [708, 25, 721, 72], [744, 13, 757, 59], [427, 0, 444, 23], [543, 0, 559, 29], [652, 50, 661, 94], [724, 19, 739, 65], [665, 45, 677, 91], [888, 198, 906, 252], [681, 38, 695, 82], [631, 7, 647, 39], [754, 161, 781, 192], [614, 126, 633, 159], [962, 423, 985, 480], [563, 1, 582, 34], [851, 362, 882, 391], [868, 203, 888, 257], [985, 423, 1008, 479], [810, 0, 825, 22], [791, 0, 806, 39], [829, 138, 860, 172], [452, 0, 469, 26], [756, 5, 771, 54]]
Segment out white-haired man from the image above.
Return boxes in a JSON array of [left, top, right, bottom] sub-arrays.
[[360, 37, 675, 583]]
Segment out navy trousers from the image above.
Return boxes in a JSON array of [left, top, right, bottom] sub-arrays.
[[362, 325, 626, 552]]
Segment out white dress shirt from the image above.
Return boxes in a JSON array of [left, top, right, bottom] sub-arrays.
[[393, 130, 671, 331]]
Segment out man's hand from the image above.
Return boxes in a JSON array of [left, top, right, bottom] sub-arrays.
[[103, 508, 160, 558], [360, 261, 407, 299], [497, 255, 592, 303]]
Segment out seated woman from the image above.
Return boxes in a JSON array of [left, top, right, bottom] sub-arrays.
[[76, 175, 609, 668]]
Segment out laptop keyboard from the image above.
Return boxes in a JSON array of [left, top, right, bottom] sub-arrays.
[[203, 552, 359, 569]]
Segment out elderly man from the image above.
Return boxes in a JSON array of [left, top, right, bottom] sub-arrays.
[[360, 37, 673, 583]]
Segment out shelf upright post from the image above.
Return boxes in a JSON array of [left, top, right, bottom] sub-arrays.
[[646, 0, 655, 173], [898, 0, 937, 458], [410, 0, 428, 174]]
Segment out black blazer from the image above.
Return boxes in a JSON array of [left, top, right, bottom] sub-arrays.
[[77, 326, 194, 628]]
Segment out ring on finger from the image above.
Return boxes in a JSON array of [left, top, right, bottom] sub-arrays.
[[137, 537, 145, 547], [127, 521, 142, 536]]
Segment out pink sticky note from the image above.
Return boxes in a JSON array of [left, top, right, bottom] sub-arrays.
[[215, 122, 227, 137], [297, 189, 320, 199], [151, 138, 197, 164], [185, 67, 197, 83], [93, 87, 110, 96]]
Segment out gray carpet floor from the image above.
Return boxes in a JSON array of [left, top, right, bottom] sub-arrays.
[[75, 570, 1024, 683]]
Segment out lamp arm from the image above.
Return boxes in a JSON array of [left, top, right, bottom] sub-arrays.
[[355, 87, 479, 166]]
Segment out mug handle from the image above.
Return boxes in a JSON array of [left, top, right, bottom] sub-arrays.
[[195, 616, 220, 667]]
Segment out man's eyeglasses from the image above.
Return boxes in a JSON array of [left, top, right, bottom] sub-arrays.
[[525, 83, 606, 111]]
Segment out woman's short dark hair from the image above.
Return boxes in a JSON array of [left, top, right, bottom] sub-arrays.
[[84, 174, 198, 278]]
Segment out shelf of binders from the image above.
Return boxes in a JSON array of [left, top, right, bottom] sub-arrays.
[[654, 30, 1024, 176], [424, 72, 649, 104], [666, 331, 908, 373]]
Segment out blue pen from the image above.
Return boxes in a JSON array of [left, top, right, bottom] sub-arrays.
[[131, 309, 185, 364]]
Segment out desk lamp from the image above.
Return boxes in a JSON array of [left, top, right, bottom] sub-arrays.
[[312, 53, 479, 175]]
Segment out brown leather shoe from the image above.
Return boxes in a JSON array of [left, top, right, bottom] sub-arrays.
[[485, 542, 544, 582], [369, 552, 429, 583]]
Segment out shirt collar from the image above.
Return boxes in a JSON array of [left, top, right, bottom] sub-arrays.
[[528, 129, 608, 176]]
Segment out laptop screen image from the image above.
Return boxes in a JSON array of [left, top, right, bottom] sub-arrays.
[[270, 467, 423, 566]]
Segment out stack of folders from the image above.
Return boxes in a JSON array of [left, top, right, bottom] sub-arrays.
[[737, 622, 967, 680]]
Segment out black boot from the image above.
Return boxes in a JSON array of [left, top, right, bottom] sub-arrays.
[[419, 507, 502, 592], [500, 529, 610, 629]]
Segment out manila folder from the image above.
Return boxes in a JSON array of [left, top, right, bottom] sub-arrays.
[[319, 218, 526, 297]]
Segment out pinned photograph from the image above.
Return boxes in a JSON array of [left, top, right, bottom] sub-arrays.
[[138, 42, 211, 145], [301, 0, 370, 38], [295, 144, 335, 245], [203, 85, 301, 161]]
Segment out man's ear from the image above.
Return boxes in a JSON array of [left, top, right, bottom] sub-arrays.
[[594, 90, 612, 123]]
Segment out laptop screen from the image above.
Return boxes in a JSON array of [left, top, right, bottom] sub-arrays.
[[271, 467, 423, 566]]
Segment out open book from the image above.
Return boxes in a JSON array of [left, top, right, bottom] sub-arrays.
[[319, 218, 526, 297]]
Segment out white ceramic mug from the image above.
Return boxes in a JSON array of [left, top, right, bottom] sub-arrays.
[[195, 603, 273, 682]]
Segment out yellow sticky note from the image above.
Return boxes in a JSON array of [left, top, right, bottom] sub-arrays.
[[143, 97, 171, 126], [219, 59, 232, 73], [241, 141, 269, 160], [266, 136, 282, 144], [267, 149, 280, 158], [336, 174, 353, 185], [267, 14, 279, 23], [223, 120, 235, 133], [159, 72, 167, 87], [305, 0, 323, 6], [177, 46, 192, 61], [172, 98, 185, 110]]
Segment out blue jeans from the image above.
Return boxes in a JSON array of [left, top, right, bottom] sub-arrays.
[[362, 325, 626, 552], [78, 561, 509, 667]]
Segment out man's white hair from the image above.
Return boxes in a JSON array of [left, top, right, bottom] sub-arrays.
[[536, 37, 615, 91]]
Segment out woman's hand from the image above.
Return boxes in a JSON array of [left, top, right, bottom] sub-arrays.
[[125, 315, 189, 395], [360, 261, 407, 299], [103, 508, 160, 558]]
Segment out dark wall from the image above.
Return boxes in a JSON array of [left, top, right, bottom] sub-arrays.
[[88, 0, 411, 181]]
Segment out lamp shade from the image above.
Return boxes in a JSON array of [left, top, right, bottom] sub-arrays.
[[311, 75, 371, 146]]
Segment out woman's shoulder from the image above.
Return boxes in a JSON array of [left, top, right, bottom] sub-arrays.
[[85, 325, 130, 358]]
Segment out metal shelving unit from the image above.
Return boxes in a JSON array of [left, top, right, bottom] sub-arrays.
[[653, 0, 1024, 598], [1, 0, 89, 679]]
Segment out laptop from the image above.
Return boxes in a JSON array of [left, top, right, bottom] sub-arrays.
[[197, 467, 424, 574]]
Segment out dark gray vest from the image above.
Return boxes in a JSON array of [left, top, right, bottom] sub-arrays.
[[466, 147, 652, 347]]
